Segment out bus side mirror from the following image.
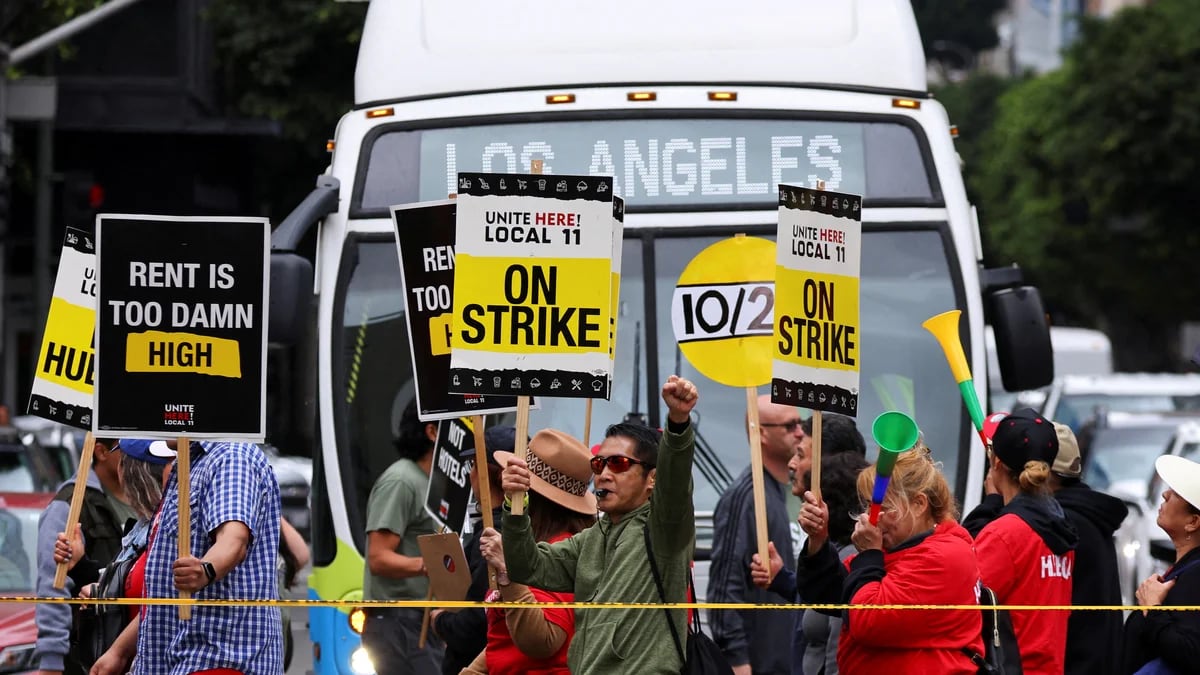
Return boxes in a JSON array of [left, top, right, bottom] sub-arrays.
[[988, 285, 1053, 392], [269, 252, 313, 346]]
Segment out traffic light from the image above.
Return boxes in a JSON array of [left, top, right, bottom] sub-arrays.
[[61, 171, 104, 231]]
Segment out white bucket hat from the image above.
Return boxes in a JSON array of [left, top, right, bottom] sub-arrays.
[[1155, 455, 1200, 510]]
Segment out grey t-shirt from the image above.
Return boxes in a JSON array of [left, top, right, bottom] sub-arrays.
[[362, 458, 437, 601]]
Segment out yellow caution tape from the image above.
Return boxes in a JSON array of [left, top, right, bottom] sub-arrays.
[[0, 596, 1187, 611]]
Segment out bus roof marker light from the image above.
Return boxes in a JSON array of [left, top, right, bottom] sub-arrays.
[[949, 125, 959, 138], [708, 91, 738, 102], [326, 140, 336, 152], [627, 91, 657, 101], [892, 98, 921, 109], [546, 93, 576, 104], [365, 107, 395, 118]]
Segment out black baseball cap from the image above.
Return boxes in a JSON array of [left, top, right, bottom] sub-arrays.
[[991, 407, 1059, 469]]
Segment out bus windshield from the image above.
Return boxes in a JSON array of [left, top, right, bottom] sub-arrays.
[[356, 116, 938, 215], [330, 225, 967, 551]]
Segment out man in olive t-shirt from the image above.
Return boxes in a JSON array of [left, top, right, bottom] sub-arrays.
[[361, 400, 443, 675]]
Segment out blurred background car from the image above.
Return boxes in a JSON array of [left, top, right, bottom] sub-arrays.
[[0, 424, 72, 494], [262, 443, 312, 542], [1040, 373, 1200, 434], [0, 491, 53, 674]]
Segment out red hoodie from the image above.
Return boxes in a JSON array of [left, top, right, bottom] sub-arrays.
[[837, 520, 983, 674], [976, 512, 1074, 675]]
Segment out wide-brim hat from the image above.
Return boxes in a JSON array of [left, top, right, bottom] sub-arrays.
[[494, 429, 596, 515], [1156, 455, 1200, 511]]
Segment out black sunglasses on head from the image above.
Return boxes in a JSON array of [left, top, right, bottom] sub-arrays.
[[590, 455, 654, 475]]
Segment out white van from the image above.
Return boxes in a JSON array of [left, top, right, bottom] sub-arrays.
[[987, 326, 1112, 412]]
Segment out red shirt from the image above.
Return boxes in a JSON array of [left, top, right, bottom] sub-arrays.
[[838, 520, 983, 675], [976, 513, 1073, 675], [484, 533, 575, 675], [124, 550, 149, 621]]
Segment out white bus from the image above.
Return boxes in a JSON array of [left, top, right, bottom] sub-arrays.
[[267, 2, 1053, 673]]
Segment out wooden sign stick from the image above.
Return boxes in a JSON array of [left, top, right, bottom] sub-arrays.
[[54, 432, 96, 589], [470, 415, 498, 591], [744, 388, 771, 574], [177, 436, 192, 620], [417, 585, 436, 648], [811, 411, 823, 503], [510, 397, 532, 515], [809, 179, 827, 504], [583, 400, 593, 447]]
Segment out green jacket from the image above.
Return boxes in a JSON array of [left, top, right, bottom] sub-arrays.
[[503, 423, 695, 675]]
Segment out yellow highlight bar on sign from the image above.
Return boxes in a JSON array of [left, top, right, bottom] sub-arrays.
[[451, 254, 611, 356], [37, 298, 96, 395], [125, 331, 242, 378], [428, 313, 453, 357], [774, 267, 860, 373]]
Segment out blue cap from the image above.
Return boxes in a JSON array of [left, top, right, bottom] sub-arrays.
[[117, 439, 177, 465]]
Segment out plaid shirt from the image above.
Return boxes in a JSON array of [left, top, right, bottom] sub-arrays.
[[133, 441, 283, 675]]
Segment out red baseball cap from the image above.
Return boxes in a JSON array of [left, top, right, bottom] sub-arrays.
[[982, 412, 1008, 442]]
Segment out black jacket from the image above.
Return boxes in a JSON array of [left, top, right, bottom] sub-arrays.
[[1123, 545, 1200, 674], [432, 508, 502, 674], [1057, 481, 1128, 675]]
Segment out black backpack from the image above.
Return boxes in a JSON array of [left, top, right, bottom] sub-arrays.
[[77, 550, 142, 666], [644, 527, 734, 675], [963, 585, 1023, 675]]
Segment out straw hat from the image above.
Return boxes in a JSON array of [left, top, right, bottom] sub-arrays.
[[1155, 455, 1200, 510], [495, 429, 596, 515]]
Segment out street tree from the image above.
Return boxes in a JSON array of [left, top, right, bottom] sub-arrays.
[[975, 0, 1200, 369]]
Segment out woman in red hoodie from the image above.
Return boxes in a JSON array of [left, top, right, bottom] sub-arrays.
[[974, 408, 1078, 675], [796, 442, 983, 674]]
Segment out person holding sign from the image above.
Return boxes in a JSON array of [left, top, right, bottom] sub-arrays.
[[133, 440, 283, 675], [967, 409, 1078, 675], [431, 425, 516, 675], [361, 400, 444, 675], [34, 438, 131, 675], [794, 443, 983, 674], [708, 395, 803, 675], [466, 429, 596, 674], [499, 376, 699, 675]]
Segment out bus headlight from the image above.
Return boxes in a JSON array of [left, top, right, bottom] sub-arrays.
[[350, 646, 375, 674], [349, 607, 366, 634]]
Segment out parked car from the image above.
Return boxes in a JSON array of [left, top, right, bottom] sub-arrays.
[[261, 444, 312, 542], [0, 426, 72, 494], [1040, 373, 1200, 433], [0, 491, 54, 674]]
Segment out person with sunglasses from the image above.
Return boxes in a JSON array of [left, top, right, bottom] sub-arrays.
[[498, 375, 699, 675], [707, 395, 805, 675]]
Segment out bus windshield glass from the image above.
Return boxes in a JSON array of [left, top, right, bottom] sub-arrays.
[[358, 117, 936, 214], [331, 225, 965, 550]]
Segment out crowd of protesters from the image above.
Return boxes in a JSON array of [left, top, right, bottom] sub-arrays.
[[30, 376, 1200, 675]]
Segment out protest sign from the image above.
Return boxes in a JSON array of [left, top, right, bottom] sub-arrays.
[[28, 227, 96, 429], [671, 236, 775, 387], [449, 172, 615, 399], [418, 533, 472, 609], [772, 185, 862, 416], [424, 416, 475, 533], [94, 215, 269, 438], [607, 197, 625, 400], [394, 200, 521, 421]]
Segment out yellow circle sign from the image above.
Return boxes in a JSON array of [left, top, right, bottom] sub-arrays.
[[671, 236, 774, 387]]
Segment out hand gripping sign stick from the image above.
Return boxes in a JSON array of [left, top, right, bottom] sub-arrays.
[[53, 432, 97, 589], [868, 412, 919, 525], [923, 310, 989, 452], [177, 435, 193, 620], [470, 414, 499, 591]]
